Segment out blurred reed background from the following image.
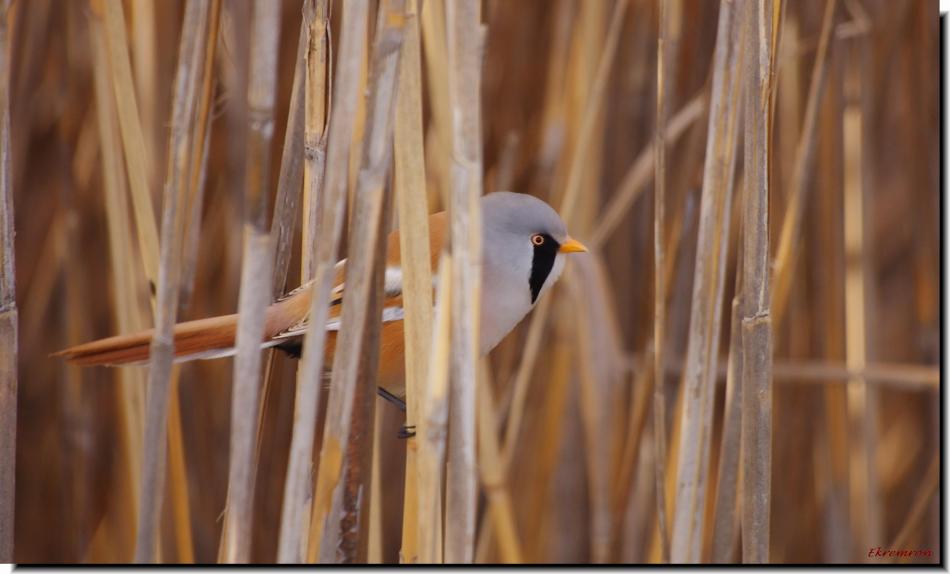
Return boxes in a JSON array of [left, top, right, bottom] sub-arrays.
[[2, 0, 940, 564]]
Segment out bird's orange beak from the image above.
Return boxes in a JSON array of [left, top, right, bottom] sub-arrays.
[[559, 236, 588, 253]]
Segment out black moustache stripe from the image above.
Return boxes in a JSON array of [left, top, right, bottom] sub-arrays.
[[529, 234, 559, 303]]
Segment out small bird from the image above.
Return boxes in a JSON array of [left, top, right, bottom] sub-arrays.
[[56, 192, 587, 405]]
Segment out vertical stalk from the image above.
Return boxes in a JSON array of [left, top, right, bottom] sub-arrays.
[[0, 0, 14, 562], [653, 0, 670, 562], [134, 0, 211, 562], [270, 0, 328, 560], [394, 0, 433, 563], [443, 0, 484, 563], [668, 0, 743, 563], [739, 0, 774, 564], [315, 3, 406, 561], [222, 0, 282, 563]]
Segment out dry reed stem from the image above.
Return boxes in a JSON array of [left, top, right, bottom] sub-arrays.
[[301, 0, 330, 282], [269, 14, 309, 299], [476, 361, 523, 564], [130, 0, 157, 179], [393, 0, 433, 563], [771, 0, 837, 325], [132, 0, 210, 562], [283, 0, 369, 563], [653, 0, 670, 562], [669, 0, 742, 562], [443, 0, 483, 563], [315, 1, 405, 561], [841, 27, 880, 560], [273, 4, 328, 562], [417, 255, 453, 563], [739, 0, 773, 563], [710, 297, 742, 562], [179, 0, 222, 309], [99, 0, 161, 296], [92, 26, 147, 547], [222, 0, 281, 563], [0, 0, 14, 561]]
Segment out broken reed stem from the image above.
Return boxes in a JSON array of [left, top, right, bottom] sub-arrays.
[[393, 0, 433, 563], [269, 14, 309, 299], [280, 0, 369, 564], [418, 255, 453, 564], [652, 0, 670, 562], [669, 0, 742, 562], [443, 0, 483, 563], [134, 0, 210, 562], [315, 0, 406, 561], [271, 2, 328, 562], [222, 0, 281, 563], [739, 0, 774, 564], [771, 0, 837, 325], [100, 0, 161, 297], [0, 0, 14, 561]]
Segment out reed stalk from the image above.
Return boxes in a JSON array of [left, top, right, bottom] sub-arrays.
[[443, 0, 483, 563], [314, 1, 406, 561], [269, 1, 329, 560], [652, 0, 670, 562], [100, 0, 161, 296], [393, 0, 433, 563], [417, 255, 453, 563], [739, 0, 774, 563], [279, 0, 369, 563], [222, 0, 281, 563], [668, 0, 742, 562], [133, 0, 211, 562], [0, 0, 14, 561]]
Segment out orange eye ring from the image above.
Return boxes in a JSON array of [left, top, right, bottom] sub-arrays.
[[531, 234, 545, 246]]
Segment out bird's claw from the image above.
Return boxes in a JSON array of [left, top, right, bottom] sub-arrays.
[[398, 425, 416, 439]]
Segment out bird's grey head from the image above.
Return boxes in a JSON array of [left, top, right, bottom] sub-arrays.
[[476, 192, 586, 354]]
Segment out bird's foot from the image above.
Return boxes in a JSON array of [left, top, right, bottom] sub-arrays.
[[398, 425, 416, 439]]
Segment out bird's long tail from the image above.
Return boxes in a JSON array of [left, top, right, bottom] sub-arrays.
[[54, 284, 313, 367]]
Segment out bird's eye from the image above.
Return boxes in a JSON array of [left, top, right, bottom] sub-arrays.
[[531, 234, 545, 246]]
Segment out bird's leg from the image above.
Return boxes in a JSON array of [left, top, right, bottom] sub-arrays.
[[397, 425, 416, 439]]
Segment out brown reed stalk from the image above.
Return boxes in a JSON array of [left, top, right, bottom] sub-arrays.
[[417, 255, 453, 563], [771, 0, 837, 325], [443, 0, 484, 563], [269, 12, 309, 299], [314, 1, 406, 561], [100, 0, 161, 296], [841, 22, 880, 560], [393, 0, 432, 563], [668, 0, 742, 562], [739, 0, 774, 563], [130, 0, 157, 176], [92, 23, 147, 540], [179, 0, 222, 309], [652, 0, 670, 562], [0, 0, 14, 562], [222, 0, 282, 563], [280, 0, 369, 563], [133, 0, 211, 562], [269, 1, 328, 560]]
